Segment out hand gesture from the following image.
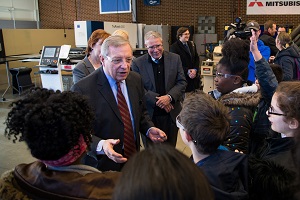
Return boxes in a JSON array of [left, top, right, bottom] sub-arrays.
[[148, 127, 167, 143], [103, 139, 127, 163], [249, 29, 258, 53]]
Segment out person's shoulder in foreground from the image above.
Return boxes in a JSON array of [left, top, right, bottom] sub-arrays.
[[0, 87, 120, 200]]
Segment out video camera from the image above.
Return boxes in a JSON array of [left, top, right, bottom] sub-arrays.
[[226, 17, 252, 40]]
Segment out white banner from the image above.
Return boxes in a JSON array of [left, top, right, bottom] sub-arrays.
[[247, 0, 300, 15]]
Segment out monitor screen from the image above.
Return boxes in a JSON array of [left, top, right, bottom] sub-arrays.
[[43, 47, 56, 58], [40, 46, 60, 66]]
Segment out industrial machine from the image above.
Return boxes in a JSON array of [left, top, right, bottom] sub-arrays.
[[74, 21, 170, 50], [200, 45, 222, 93]]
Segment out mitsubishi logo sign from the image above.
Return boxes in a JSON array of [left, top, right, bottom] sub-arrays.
[[247, 0, 300, 15], [248, 0, 263, 7]]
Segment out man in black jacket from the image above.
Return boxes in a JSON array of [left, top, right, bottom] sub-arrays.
[[259, 20, 278, 56], [170, 27, 201, 92]]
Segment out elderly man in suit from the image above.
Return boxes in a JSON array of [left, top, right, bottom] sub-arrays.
[[71, 35, 167, 171], [131, 31, 187, 147]]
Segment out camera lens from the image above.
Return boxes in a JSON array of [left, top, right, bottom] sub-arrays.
[[235, 17, 242, 24]]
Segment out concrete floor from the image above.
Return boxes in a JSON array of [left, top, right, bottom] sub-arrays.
[[0, 86, 191, 175], [0, 89, 35, 175]]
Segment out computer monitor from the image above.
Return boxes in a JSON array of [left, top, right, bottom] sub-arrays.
[[39, 46, 60, 66]]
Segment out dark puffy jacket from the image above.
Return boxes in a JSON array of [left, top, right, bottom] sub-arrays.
[[210, 88, 261, 154], [274, 43, 300, 81]]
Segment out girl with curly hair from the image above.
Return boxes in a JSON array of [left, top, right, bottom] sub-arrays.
[[0, 88, 120, 200], [209, 38, 261, 153]]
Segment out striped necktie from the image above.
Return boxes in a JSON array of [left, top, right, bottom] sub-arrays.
[[116, 82, 136, 158]]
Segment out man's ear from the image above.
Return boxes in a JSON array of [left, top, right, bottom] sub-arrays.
[[184, 131, 193, 142], [289, 118, 299, 130], [100, 55, 105, 66]]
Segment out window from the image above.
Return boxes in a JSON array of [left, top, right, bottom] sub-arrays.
[[99, 0, 131, 14]]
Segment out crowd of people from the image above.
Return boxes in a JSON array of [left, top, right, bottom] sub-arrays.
[[1, 20, 300, 199]]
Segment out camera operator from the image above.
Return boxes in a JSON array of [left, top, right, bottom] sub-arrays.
[[225, 17, 251, 41], [225, 19, 271, 83], [245, 21, 271, 83]]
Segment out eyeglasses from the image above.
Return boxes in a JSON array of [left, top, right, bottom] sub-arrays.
[[147, 44, 162, 50], [267, 106, 286, 116], [176, 115, 197, 144], [176, 115, 185, 130], [106, 56, 133, 65], [215, 72, 237, 79]]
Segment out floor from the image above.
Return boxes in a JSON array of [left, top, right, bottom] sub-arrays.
[[0, 86, 191, 175]]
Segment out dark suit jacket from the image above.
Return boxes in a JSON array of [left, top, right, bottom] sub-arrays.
[[71, 67, 154, 171], [170, 40, 200, 92], [72, 56, 95, 84], [131, 51, 187, 122]]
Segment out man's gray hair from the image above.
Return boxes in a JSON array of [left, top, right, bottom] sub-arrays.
[[144, 31, 163, 42], [101, 35, 132, 57]]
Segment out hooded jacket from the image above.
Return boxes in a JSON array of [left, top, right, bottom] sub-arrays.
[[274, 43, 300, 81], [210, 87, 261, 154]]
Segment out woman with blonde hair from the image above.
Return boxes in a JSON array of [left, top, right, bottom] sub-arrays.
[[112, 29, 129, 40]]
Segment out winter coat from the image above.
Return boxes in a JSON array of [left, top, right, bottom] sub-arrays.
[[210, 87, 261, 154], [0, 161, 120, 200], [274, 43, 300, 81]]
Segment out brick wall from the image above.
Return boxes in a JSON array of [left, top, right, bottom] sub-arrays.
[[38, 0, 300, 41]]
